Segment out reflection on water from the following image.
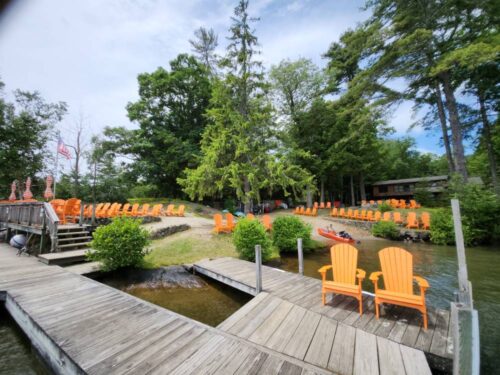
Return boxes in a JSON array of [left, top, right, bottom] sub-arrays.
[[0, 307, 50, 374], [100, 270, 251, 327], [278, 239, 500, 374]]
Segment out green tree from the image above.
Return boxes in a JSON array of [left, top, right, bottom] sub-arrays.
[[189, 27, 219, 74], [179, 0, 312, 211], [0, 81, 67, 195]]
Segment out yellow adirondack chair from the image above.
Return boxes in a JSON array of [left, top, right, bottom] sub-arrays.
[[406, 212, 419, 229], [213, 214, 231, 234], [393, 211, 403, 224], [369, 247, 430, 329], [421, 212, 431, 230], [318, 244, 366, 314]]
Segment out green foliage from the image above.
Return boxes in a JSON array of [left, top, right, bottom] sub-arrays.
[[88, 217, 150, 271], [378, 202, 392, 213], [129, 184, 160, 199], [0, 82, 67, 195], [371, 221, 400, 240], [429, 209, 456, 245], [223, 197, 237, 213], [232, 219, 272, 261], [272, 216, 312, 252]]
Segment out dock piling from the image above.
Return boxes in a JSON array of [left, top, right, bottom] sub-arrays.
[[298, 238, 304, 275], [255, 244, 262, 293]]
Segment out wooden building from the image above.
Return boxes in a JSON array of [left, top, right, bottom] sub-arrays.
[[371, 175, 448, 200]]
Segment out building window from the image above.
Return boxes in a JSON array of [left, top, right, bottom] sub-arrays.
[[378, 185, 388, 193], [394, 185, 404, 193]]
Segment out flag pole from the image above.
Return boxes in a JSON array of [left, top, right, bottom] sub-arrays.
[[54, 132, 60, 199]]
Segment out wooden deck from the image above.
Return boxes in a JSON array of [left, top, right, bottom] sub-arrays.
[[0, 245, 330, 375], [193, 257, 453, 372]]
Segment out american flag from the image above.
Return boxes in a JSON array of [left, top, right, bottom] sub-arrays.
[[57, 136, 71, 160]]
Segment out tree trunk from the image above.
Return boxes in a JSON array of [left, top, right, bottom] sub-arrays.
[[350, 175, 355, 206], [440, 73, 468, 180], [359, 173, 366, 201], [478, 90, 499, 194], [320, 180, 325, 203], [306, 188, 313, 208], [243, 177, 251, 213], [434, 83, 454, 173]]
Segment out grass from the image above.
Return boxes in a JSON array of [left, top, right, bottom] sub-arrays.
[[143, 235, 238, 268]]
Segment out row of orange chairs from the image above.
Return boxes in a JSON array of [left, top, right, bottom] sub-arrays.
[[361, 199, 421, 209], [313, 202, 332, 209], [319, 244, 429, 328], [213, 213, 272, 234], [50, 199, 185, 224], [294, 206, 318, 216], [331, 208, 430, 229]]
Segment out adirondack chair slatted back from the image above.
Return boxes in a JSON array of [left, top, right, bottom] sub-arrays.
[[407, 212, 418, 227], [263, 215, 271, 229], [393, 212, 402, 223], [177, 205, 185, 216], [130, 204, 139, 215], [331, 207, 338, 216], [374, 211, 381, 221], [63, 198, 80, 223], [305, 208, 311, 215], [299, 206, 305, 214], [326, 202, 331, 208], [226, 213, 234, 228], [339, 208, 345, 217], [121, 203, 130, 215], [141, 204, 150, 215], [366, 210, 373, 220], [347, 209, 353, 218], [331, 244, 358, 285], [379, 247, 413, 295], [382, 212, 391, 221]]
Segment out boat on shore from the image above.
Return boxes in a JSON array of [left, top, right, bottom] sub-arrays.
[[317, 227, 355, 243]]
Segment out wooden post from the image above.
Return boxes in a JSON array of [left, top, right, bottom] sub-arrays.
[[39, 214, 46, 254], [451, 199, 471, 307], [79, 203, 84, 226], [255, 244, 262, 293], [298, 238, 304, 275], [91, 203, 96, 226]]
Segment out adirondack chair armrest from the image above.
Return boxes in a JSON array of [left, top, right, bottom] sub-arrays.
[[356, 268, 366, 280], [318, 265, 332, 281], [369, 271, 383, 284], [414, 276, 429, 290]]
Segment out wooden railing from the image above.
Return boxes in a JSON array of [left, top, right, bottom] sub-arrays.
[[0, 202, 59, 252], [451, 199, 480, 374]]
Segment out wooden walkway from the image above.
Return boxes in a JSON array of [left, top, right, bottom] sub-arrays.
[[193, 257, 453, 372], [0, 245, 330, 375]]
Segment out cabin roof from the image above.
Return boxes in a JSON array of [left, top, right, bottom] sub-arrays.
[[372, 175, 449, 186]]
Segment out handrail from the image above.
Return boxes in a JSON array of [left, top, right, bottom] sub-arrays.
[[451, 199, 480, 374], [0, 201, 59, 252]]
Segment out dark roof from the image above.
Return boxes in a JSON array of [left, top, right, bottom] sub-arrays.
[[372, 175, 448, 186]]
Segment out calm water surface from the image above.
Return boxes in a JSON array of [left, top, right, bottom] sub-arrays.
[[0, 307, 50, 375], [101, 273, 251, 327], [278, 239, 500, 374]]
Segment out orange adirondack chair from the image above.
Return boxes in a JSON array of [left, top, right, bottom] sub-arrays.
[[85, 203, 102, 218], [125, 204, 139, 217], [421, 212, 431, 230], [347, 209, 354, 219], [318, 244, 366, 314], [213, 214, 231, 234], [372, 211, 382, 222], [377, 200, 383, 206], [172, 205, 185, 217], [313, 202, 319, 209], [60, 198, 80, 224], [246, 213, 255, 220], [406, 212, 419, 229], [299, 206, 305, 215], [164, 204, 175, 216], [50, 199, 65, 217], [326, 202, 331, 209], [353, 210, 360, 220], [225, 213, 235, 231], [382, 212, 391, 222], [138, 204, 151, 216], [331, 207, 338, 217], [305, 207, 311, 216], [294, 207, 300, 214], [108, 203, 122, 218], [150, 204, 163, 217], [96, 203, 111, 218], [369, 247, 429, 329], [360, 209, 367, 221], [361, 200, 367, 206], [319, 202, 325, 209], [409, 200, 421, 209], [338, 208, 345, 218], [393, 212, 403, 224], [262, 215, 272, 231], [120, 203, 131, 216], [310, 207, 318, 216], [366, 210, 373, 221], [369, 200, 375, 205]]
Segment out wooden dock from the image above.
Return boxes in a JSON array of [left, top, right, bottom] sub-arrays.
[[0, 243, 434, 374], [193, 257, 453, 372]]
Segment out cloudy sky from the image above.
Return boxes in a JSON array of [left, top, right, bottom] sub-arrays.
[[0, 0, 442, 154]]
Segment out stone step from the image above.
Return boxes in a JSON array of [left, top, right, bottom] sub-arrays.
[[38, 249, 93, 265]]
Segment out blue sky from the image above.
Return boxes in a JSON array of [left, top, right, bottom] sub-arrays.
[[0, 0, 449, 155]]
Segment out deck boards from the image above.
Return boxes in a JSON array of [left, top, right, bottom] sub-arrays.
[[194, 257, 452, 372]]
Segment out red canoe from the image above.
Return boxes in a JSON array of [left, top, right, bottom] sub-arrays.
[[317, 228, 355, 243]]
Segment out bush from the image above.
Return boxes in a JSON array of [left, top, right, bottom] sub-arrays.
[[232, 219, 272, 261], [224, 197, 237, 213], [88, 217, 150, 271], [272, 216, 312, 252], [129, 184, 159, 199], [371, 220, 400, 240], [378, 202, 393, 213], [429, 209, 456, 245]]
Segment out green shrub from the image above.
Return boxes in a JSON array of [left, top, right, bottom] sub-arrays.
[[129, 184, 159, 199], [88, 217, 150, 271], [224, 197, 237, 213], [429, 209, 456, 245], [272, 216, 312, 252], [371, 220, 400, 240], [232, 219, 272, 261], [378, 202, 393, 213]]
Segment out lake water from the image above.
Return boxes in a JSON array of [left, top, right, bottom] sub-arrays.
[[278, 239, 500, 374]]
